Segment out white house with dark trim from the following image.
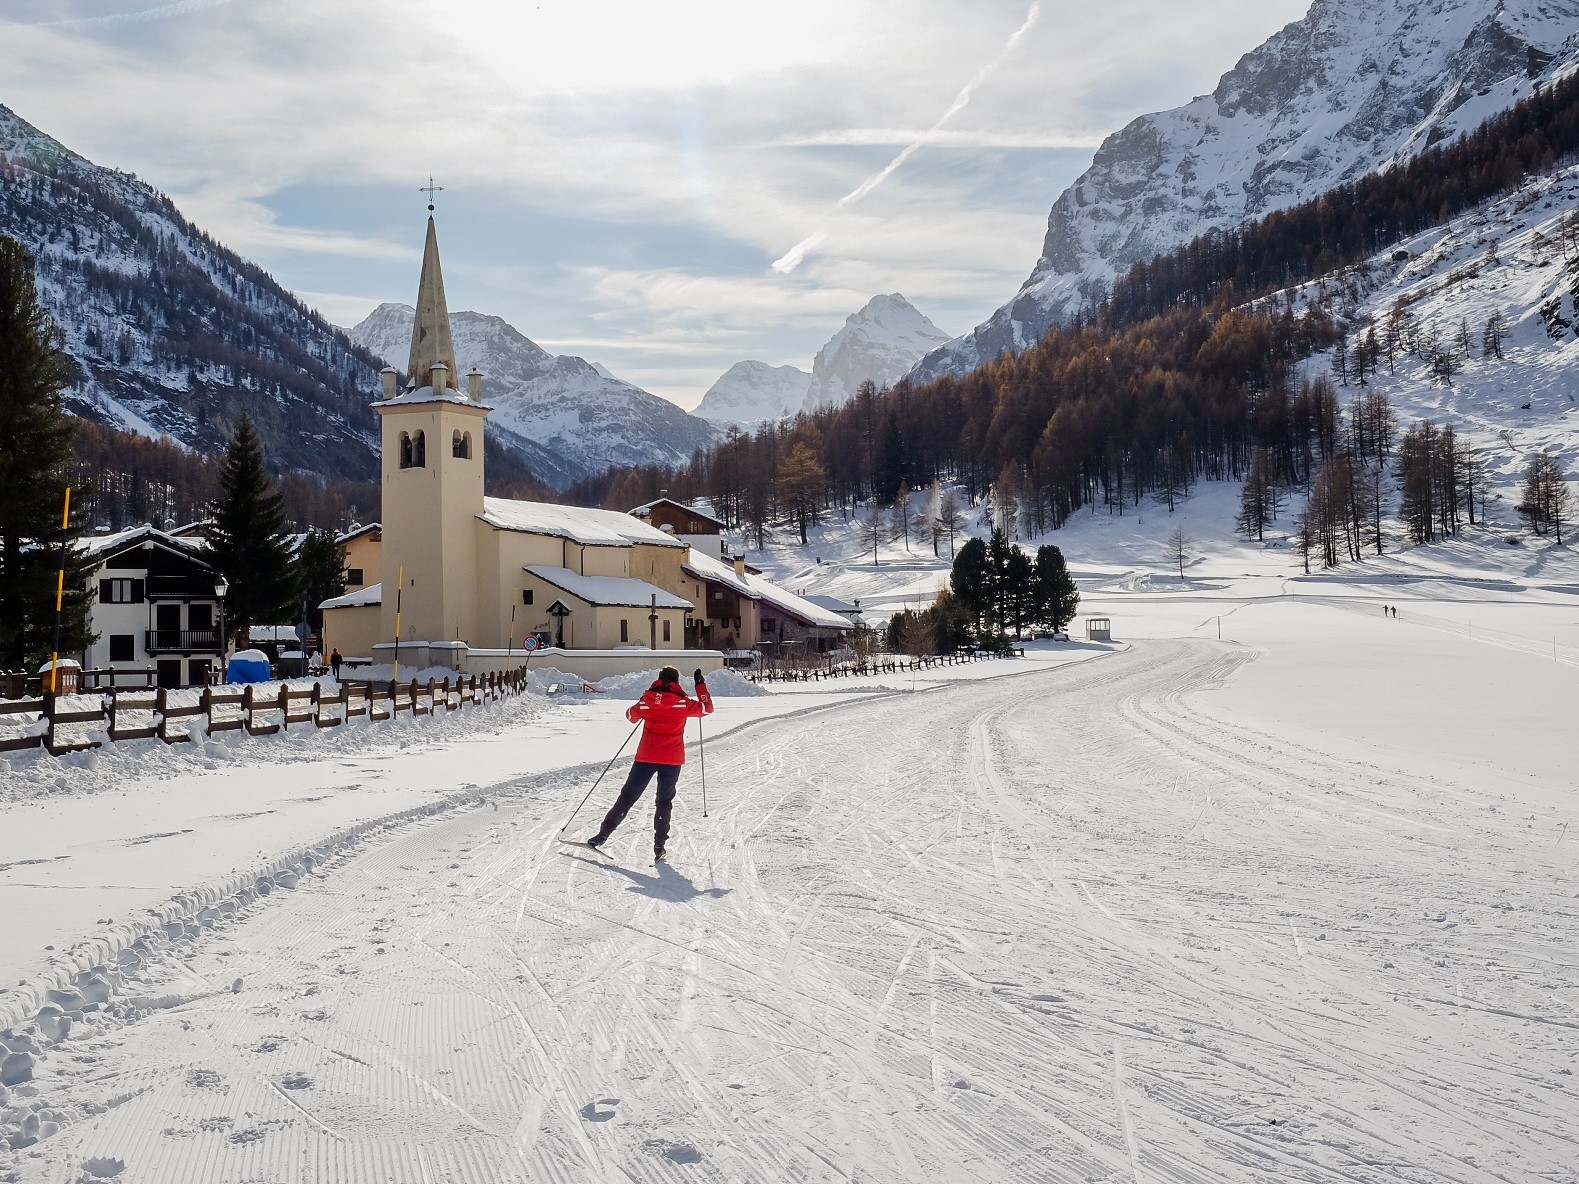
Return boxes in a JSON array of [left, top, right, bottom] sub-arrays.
[[79, 526, 226, 688]]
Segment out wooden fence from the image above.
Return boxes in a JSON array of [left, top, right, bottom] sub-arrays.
[[0, 670, 532, 758], [746, 648, 1019, 684]]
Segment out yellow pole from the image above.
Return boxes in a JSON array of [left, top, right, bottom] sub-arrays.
[[48, 487, 71, 694], [393, 564, 404, 683]]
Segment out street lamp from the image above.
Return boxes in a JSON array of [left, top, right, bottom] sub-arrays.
[[214, 576, 229, 684]]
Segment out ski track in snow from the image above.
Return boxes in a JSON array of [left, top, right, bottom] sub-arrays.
[[10, 641, 1579, 1183]]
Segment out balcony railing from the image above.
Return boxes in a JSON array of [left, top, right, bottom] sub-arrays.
[[144, 629, 221, 654]]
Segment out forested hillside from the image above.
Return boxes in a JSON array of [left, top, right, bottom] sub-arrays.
[[570, 70, 1579, 568]]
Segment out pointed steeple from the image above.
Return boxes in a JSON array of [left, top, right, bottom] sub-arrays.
[[406, 216, 457, 392]]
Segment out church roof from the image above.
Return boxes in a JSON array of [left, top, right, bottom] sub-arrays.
[[525, 566, 692, 610], [320, 583, 382, 610], [407, 216, 458, 393], [479, 497, 686, 549]]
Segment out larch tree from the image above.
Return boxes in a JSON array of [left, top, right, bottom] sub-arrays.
[[0, 236, 95, 673], [776, 442, 825, 545], [207, 414, 299, 648]]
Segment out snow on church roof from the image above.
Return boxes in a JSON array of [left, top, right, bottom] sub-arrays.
[[320, 583, 382, 610], [525, 566, 692, 610], [480, 497, 685, 548]]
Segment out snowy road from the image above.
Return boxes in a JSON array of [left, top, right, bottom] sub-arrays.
[[12, 638, 1578, 1183]]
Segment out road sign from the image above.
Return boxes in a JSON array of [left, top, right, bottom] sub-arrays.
[[523, 635, 541, 652]]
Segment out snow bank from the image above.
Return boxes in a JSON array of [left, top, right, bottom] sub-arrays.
[[526, 665, 766, 698]]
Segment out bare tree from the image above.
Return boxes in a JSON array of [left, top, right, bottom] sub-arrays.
[[860, 501, 885, 566], [1166, 527, 1190, 578], [938, 487, 961, 557]]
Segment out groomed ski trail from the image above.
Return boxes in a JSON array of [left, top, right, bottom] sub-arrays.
[[15, 640, 1578, 1184]]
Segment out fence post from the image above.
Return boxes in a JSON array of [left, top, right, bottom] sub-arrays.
[[409, 678, 418, 715], [242, 684, 254, 733], [155, 686, 168, 743], [278, 683, 290, 731], [201, 685, 212, 734], [42, 690, 56, 754], [106, 688, 117, 741], [310, 681, 321, 726]]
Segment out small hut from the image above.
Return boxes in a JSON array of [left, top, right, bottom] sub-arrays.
[[1085, 617, 1112, 642]]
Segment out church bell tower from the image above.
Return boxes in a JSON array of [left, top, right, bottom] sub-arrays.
[[375, 215, 490, 656]]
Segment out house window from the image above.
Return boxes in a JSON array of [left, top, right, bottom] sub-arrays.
[[663, 620, 671, 642], [100, 578, 144, 604], [346, 568, 364, 585], [188, 603, 213, 630], [713, 590, 724, 600], [109, 634, 134, 662], [620, 619, 629, 643], [762, 618, 778, 633], [522, 589, 533, 606]]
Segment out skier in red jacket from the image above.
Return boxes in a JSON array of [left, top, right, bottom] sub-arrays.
[[586, 665, 713, 863]]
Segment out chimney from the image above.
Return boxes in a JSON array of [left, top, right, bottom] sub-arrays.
[[379, 366, 398, 399], [733, 556, 746, 578], [429, 361, 449, 393], [467, 368, 484, 401], [659, 489, 668, 498]]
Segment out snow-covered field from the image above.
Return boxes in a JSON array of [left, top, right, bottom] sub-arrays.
[[3, 562, 1577, 1181]]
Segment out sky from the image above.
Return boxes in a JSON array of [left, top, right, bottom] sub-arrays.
[[1, 0, 1310, 408]]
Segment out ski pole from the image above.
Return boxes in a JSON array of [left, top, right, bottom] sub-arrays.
[[698, 714, 708, 818], [559, 721, 640, 834]]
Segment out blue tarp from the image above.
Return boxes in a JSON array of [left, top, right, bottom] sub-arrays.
[[226, 650, 272, 684]]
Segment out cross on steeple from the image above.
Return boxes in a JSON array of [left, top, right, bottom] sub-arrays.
[[420, 177, 444, 212]]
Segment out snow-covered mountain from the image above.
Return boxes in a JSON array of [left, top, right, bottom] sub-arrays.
[[803, 294, 949, 411], [0, 102, 386, 478], [349, 304, 718, 490], [692, 361, 811, 428], [913, 0, 1579, 383]]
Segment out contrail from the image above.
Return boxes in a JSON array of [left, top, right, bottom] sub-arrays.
[[35, 0, 240, 29], [773, 0, 1042, 275]]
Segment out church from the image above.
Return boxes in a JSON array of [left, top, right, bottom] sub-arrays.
[[319, 216, 723, 679]]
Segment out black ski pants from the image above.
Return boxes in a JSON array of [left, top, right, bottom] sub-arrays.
[[594, 760, 681, 852]]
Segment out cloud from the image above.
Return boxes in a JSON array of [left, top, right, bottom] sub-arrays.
[[32, 0, 241, 28], [774, 0, 1043, 274], [2, 0, 1313, 406], [767, 128, 1108, 150]]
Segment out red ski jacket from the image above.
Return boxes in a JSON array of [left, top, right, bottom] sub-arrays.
[[627, 679, 714, 765]]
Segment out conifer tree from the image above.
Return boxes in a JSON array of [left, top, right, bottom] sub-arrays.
[[207, 414, 299, 648], [949, 537, 989, 636], [296, 528, 347, 635], [1032, 545, 1079, 633], [0, 237, 95, 672]]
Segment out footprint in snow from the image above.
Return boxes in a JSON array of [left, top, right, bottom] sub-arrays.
[[580, 1097, 620, 1122], [642, 1139, 703, 1164], [280, 1074, 312, 1091], [79, 1157, 124, 1179]]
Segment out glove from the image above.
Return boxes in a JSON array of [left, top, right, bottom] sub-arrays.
[[693, 668, 706, 686]]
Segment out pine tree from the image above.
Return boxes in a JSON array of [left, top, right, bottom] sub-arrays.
[[207, 414, 299, 648], [296, 528, 347, 636], [949, 537, 989, 636], [0, 237, 95, 673], [1032, 545, 1079, 633]]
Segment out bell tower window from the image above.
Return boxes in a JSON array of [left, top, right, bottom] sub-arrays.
[[452, 429, 472, 459]]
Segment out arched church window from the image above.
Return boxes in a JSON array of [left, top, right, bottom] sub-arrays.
[[412, 429, 426, 468], [453, 429, 472, 459], [399, 431, 413, 469]]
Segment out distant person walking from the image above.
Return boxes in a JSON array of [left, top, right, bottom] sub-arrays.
[[330, 648, 343, 679], [584, 666, 713, 864]]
